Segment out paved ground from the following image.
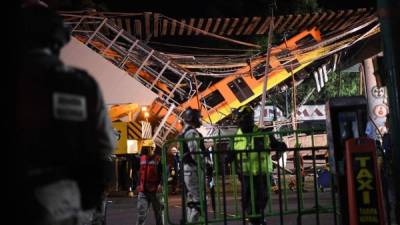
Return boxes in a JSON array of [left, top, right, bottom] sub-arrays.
[[105, 191, 337, 225]]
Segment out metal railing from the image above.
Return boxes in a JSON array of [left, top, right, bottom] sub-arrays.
[[61, 14, 197, 145], [161, 129, 337, 225]]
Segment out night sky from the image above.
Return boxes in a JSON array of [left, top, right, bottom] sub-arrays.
[[104, 0, 376, 16]]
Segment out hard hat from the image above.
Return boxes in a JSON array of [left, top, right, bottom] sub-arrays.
[[142, 139, 155, 148]]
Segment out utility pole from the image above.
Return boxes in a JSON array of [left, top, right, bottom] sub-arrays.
[[283, 33, 298, 130], [258, 2, 276, 128], [363, 57, 387, 138]]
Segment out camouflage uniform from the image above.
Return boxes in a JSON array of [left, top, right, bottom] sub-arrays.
[[181, 125, 203, 222]]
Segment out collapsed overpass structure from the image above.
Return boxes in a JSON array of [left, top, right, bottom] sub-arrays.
[[60, 8, 379, 146]]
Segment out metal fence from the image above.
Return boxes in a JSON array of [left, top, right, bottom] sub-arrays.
[[161, 129, 338, 225]]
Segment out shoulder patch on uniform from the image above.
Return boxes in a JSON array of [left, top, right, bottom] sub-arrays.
[[53, 92, 87, 121]]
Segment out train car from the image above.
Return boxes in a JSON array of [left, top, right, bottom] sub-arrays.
[[180, 27, 322, 124]]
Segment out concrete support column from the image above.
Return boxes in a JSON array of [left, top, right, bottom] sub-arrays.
[[363, 57, 388, 138]]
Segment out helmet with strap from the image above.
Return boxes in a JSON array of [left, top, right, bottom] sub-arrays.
[[182, 107, 202, 128], [20, 5, 70, 53]]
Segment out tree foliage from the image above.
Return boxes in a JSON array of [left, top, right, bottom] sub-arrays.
[[268, 71, 361, 115]]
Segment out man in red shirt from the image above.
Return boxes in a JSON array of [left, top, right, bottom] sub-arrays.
[[136, 142, 163, 225]]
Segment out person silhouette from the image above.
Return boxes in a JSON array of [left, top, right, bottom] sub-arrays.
[[179, 107, 211, 223], [231, 105, 272, 225], [16, 5, 115, 225]]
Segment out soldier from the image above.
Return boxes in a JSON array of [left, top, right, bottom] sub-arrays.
[[179, 107, 211, 223], [16, 5, 115, 225]]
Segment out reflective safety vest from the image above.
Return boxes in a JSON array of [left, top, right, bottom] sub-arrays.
[[138, 155, 161, 192], [234, 128, 273, 175]]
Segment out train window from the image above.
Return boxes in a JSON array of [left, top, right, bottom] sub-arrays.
[[201, 90, 225, 108], [276, 49, 300, 73], [295, 34, 316, 46], [276, 49, 290, 59], [253, 63, 272, 80], [227, 77, 254, 102]]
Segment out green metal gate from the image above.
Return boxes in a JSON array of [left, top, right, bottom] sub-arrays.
[[161, 129, 338, 225]]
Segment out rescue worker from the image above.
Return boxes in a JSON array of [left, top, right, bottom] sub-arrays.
[[136, 141, 163, 225], [16, 4, 115, 225], [232, 105, 272, 225], [179, 107, 211, 223]]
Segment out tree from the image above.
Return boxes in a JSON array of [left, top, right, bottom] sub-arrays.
[[269, 71, 361, 116]]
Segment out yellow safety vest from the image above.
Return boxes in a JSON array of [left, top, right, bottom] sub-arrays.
[[234, 128, 273, 175]]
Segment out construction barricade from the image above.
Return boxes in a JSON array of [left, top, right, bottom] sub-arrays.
[[161, 129, 338, 225]]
